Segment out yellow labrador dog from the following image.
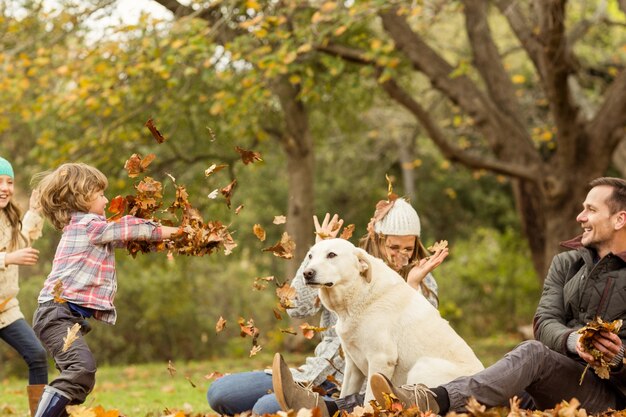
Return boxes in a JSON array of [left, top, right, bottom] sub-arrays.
[[302, 238, 483, 403]]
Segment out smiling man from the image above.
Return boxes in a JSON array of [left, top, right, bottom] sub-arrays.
[[370, 177, 626, 414]]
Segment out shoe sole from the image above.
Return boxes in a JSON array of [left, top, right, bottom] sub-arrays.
[[370, 373, 394, 409], [272, 353, 289, 411]]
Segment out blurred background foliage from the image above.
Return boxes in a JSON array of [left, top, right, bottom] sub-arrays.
[[1, 0, 623, 380]]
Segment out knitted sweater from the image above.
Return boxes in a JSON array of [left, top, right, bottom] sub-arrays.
[[0, 209, 44, 329]]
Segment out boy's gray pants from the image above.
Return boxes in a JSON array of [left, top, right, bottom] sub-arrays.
[[33, 301, 97, 404], [444, 340, 625, 413]]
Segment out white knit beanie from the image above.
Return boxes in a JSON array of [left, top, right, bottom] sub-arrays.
[[374, 198, 421, 237]]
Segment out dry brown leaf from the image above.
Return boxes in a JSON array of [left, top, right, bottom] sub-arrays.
[[273, 215, 287, 225], [204, 371, 224, 380], [578, 317, 622, 383], [280, 327, 297, 335], [167, 360, 176, 377], [53, 280, 66, 304], [262, 232, 296, 259], [215, 316, 227, 333], [235, 146, 263, 165], [339, 224, 355, 240], [276, 283, 297, 309], [185, 376, 197, 388], [253, 224, 266, 242], [299, 322, 328, 339], [66, 405, 96, 417], [235, 205, 244, 214], [427, 240, 449, 252], [145, 118, 166, 143], [204, 163, 228, 177], [249, 345, 263, 357], [220, 179, 237, 208], [62, 323, 81, 352]]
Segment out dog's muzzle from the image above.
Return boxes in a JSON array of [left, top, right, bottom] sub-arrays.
[[303, 268, 333, 287]]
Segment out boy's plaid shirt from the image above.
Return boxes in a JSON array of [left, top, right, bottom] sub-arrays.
[[38, 212, 162, 324]]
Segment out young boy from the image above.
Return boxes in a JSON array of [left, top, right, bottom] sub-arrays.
[[31, 163, 181, 416]]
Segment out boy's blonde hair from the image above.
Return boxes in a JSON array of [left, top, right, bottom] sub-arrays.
[[33, 163, 108, 230]]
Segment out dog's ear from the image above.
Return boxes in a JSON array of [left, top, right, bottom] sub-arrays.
[[354, 248, 372, 283]]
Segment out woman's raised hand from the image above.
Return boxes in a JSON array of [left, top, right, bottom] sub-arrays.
[[313, 213, 344, 243], [406, 247, 449, 290], [5, 247, 40, 266]]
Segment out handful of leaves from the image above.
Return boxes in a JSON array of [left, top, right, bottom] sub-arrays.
[[577, 317, 623, 383]]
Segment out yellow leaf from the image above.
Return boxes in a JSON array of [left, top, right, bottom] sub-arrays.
[[333, 25, 347, 36], [320, 1, 337, 12], [511, 74, 526, 84], [283, 51, 297, 64], [246, 0, 260, 10], [297, 43, 312, 54], [289, 74, 301, 85], [62, 323, 81, 352], [66, 405, 96, 417]]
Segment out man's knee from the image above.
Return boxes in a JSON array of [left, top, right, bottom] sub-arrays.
[[509, 340, 551, 364], [207, 379, 230, 413]]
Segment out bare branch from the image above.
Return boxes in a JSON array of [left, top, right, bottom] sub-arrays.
[[380, 74, 538, 181], [588, 69, 626, 151]]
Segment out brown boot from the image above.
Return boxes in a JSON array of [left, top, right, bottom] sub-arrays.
[[370, 373, 439, 413], [27, 384, 46, 417], [272, 353, 330, 417]]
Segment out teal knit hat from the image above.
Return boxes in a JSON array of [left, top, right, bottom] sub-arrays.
[[0, 157, 14, 178]]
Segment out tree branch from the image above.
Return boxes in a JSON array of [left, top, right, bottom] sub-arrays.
[[588, 69, 626, 152], [380, 74, 538, 181]]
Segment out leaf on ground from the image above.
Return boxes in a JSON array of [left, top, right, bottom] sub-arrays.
[[62, 323, 81, 352], [66, 405, 96, 417]]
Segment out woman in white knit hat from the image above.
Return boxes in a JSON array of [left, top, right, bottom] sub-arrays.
[[358, 197, 448, 307]]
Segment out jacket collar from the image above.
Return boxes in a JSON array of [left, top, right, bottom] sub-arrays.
[[560, 235, 626, 263]]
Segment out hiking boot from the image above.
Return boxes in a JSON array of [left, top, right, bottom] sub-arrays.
[[370, 373, 439, 413], [272, 353, 330, 417]]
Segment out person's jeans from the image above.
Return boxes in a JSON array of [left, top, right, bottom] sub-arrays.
[[0, 318, 48, 384], [207, 371, 340, 415], [443, 340, 625, 413]]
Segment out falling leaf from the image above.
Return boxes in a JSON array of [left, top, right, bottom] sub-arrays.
[[427, 240, 449, 252], [249, 345, 263, 357], [167, 360, 176, 377], [366, 198, 396, 237], [299, 322, 328, 339], [276, 283, 297, 309], [235, 205, 244, 214], [273, 308, 283, 320], [124, 153, 156, 178], [280, 327, 297, 335], [385, 174, 398, 200], [204, 371, 224, 380], [234, 146, 263, 165], [253, 224, 266, 241], [185, 376, 197, 388], [220, 179, 237, 208], [204, 164, 228, 177], [262, 232, 296, 259], [273, 215, 287, 225], [207, 189, 219, 199], [52, 280, 66, 304], [253, 275, 274, 291], [339, 224, 355, 240], [107, 195, 127, 222], [165, 173, 176, 183], [207, 127, 217, 142], [62, 323, 81, 352], [215, 316, 227, 333], [238, 317, 260, 341], [145, 118, 166, 143]]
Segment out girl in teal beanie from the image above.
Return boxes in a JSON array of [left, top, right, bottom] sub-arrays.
[[0, 156, 48, 416]]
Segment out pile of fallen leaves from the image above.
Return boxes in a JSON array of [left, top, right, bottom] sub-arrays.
[[58, 396, 626, 417]]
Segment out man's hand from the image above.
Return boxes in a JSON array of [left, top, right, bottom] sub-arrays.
[[313, 213, 344, 243], [5, 247, 40, 266], [577, 331, 623, 367]]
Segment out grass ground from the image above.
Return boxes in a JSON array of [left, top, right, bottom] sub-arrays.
[[0, 334, 522, 417]]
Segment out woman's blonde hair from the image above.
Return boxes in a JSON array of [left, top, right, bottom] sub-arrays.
[[3, 201, 27, 251], [33, 163, 108, 230]]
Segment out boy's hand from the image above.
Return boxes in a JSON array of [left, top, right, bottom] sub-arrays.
[[161, 226, 184, 239], [5, 247, 40, 266]]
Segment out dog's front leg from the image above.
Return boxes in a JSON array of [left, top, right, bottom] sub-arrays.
[[340, 354, 366, 398], [364, 352, 398, 402]]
